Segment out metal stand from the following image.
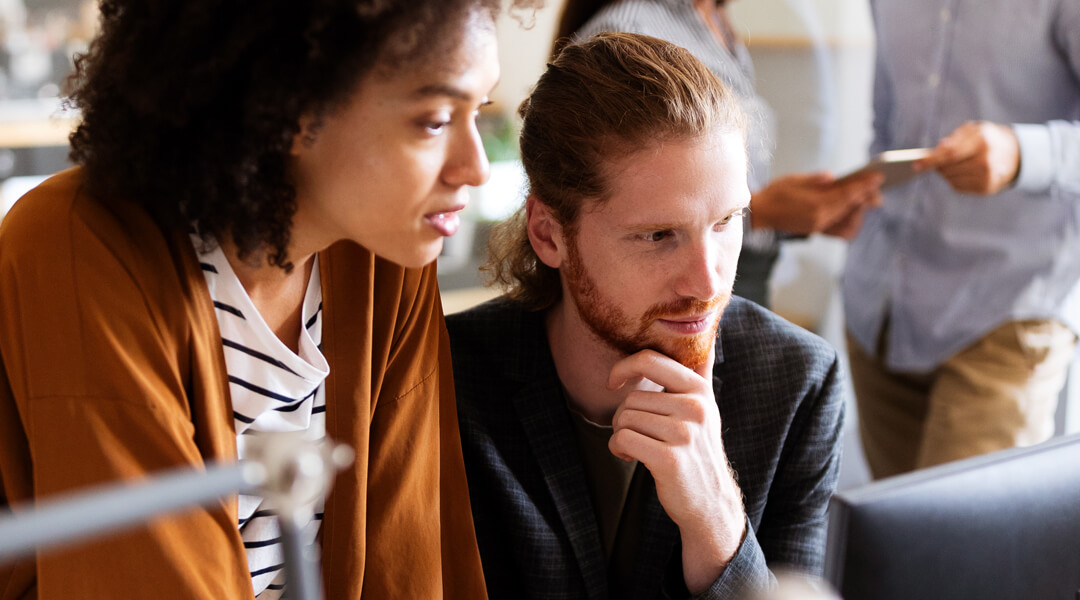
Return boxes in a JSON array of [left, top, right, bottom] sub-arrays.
[[0, 433, 352, 600]]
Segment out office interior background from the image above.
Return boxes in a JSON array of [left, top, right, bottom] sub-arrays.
[[1, 0, 1078, 493]]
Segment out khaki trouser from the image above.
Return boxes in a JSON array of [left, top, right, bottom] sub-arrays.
[[847, 320, 1077, 480]]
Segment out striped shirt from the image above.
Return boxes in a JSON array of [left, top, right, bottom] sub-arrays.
[[193, 235, 329, 598]]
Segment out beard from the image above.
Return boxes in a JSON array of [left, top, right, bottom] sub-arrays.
[[562, 234, 728, 370]]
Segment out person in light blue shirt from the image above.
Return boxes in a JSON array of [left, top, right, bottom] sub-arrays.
[[843, 0, 1080, 479]]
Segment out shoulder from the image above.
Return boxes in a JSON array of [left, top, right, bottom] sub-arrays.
[[446, 295, 549, 404], [446, 295, 530, 347], [716, 296, 841, 392], [1, 167, 177, 276], [1, 167, 86, 258], [446, 295, 532, 371], [576, 0, 687, 40], [0, 168, 189, 312]]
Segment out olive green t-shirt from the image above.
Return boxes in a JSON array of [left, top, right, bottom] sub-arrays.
[[567, 406, 650, 594]]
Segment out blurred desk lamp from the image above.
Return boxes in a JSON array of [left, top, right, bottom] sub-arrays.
[[0, 433, 353, 600]]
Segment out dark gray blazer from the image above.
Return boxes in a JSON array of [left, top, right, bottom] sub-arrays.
[[448, 296, 845, 600]]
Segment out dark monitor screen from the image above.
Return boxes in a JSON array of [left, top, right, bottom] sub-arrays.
[[824, 433, 1080, 600]]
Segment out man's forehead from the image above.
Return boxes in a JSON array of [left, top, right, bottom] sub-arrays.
[[595, 133, 749, 221]]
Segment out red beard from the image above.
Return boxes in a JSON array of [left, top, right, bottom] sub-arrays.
[[563, 234, 727, 370]]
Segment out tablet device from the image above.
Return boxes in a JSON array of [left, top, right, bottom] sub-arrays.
[[838, 148, 932, 189]]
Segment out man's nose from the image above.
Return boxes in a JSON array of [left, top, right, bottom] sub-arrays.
[[673, 239, 725, 301]]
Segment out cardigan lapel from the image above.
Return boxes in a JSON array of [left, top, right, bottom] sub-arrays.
[[508, 309, 609, 600]]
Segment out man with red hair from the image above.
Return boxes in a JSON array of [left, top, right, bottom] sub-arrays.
[[449, 32, 845, 600]]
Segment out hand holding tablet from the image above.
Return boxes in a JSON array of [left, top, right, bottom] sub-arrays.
[[837, 148, 933, 190]]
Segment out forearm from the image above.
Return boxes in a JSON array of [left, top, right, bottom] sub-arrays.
[[680, 514, 747, 593], [687, 517, 774, 600]]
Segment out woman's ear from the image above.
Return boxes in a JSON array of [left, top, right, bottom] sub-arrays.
[[291, 113, 319, 157], [526, 195, 565, 269]]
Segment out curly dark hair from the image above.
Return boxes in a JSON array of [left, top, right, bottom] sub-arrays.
[[67, 0, 542, 270]]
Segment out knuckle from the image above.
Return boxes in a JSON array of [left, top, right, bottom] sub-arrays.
[[672, 421, 692, 445], [683, 396, 709, 424], [657, 448, 679, 471], [609, 429, 629, 451]]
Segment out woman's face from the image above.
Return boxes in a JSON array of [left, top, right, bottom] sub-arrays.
[[289, 16, 499, 268]]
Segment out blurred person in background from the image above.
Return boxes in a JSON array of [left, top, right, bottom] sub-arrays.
[[843, 0, 1080, 479]]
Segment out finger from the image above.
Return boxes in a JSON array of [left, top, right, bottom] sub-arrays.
[[859, 186, 883, 207], [612, 407, 692, 446], [936, 165, 987, 193], [943, 174, 988, 194], [810, 188, 866, 232], [826, 207, 866, 240], [788, 171, 835, 186], [609, 426, 672, 468], [919, 125, 974, 170], [938, 157, 990, 191], [832, 176, 884, 208], [614, 390, 705, 423], [836, 170, 884, 192], [609, 349, 704, 394]]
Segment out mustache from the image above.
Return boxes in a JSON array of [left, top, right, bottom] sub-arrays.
[[640, 295, 726, 323]]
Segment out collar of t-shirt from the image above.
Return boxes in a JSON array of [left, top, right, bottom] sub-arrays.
[[191, 234, 329, 598]]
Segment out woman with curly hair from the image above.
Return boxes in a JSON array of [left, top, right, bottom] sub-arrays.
[[0, 0, 539, 597]]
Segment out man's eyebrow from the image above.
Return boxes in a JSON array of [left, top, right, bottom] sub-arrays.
[[622, 222, 681, 234]]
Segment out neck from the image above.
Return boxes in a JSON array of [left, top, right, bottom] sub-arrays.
[[544, 297, 662, 426], [220, 237, 315, 353]]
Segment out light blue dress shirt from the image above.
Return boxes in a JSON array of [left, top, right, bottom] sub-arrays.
[[843, 0, 1080, 372]]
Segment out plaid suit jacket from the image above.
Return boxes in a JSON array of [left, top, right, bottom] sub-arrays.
[[448, 296, 845, 600]]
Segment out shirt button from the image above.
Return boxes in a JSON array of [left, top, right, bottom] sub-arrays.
[[928, 73, 940, 88], [940, 8, 951, 22]]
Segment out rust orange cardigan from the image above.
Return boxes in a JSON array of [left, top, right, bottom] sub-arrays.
[[0, 168, 486, 599]]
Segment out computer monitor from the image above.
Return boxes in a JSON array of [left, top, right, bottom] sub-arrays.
[[825, 433, 1080, 600]]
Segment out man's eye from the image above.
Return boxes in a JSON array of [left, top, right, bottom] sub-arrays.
[[425, 121, 450, 135], [642, 230, 671, 242], [717, 207, 750, 228]]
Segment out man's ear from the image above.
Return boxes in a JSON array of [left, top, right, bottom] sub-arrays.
[[526, 195, 565, 269]]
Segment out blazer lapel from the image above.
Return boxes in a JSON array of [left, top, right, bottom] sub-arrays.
[[507, 309, 608, 600], [512, 380, 609, 600], [628, 476, 680, 600]]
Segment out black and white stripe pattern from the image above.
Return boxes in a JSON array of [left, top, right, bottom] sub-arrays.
[[193, 235, 328, 599]]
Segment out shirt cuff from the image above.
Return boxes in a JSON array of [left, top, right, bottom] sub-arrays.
[[1013, 123, 1055, 192], [743, 225, 778, 251], [690, 516, 773, 600]]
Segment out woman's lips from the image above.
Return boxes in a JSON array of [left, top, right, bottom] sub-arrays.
[[424, 207, 465, 237]]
